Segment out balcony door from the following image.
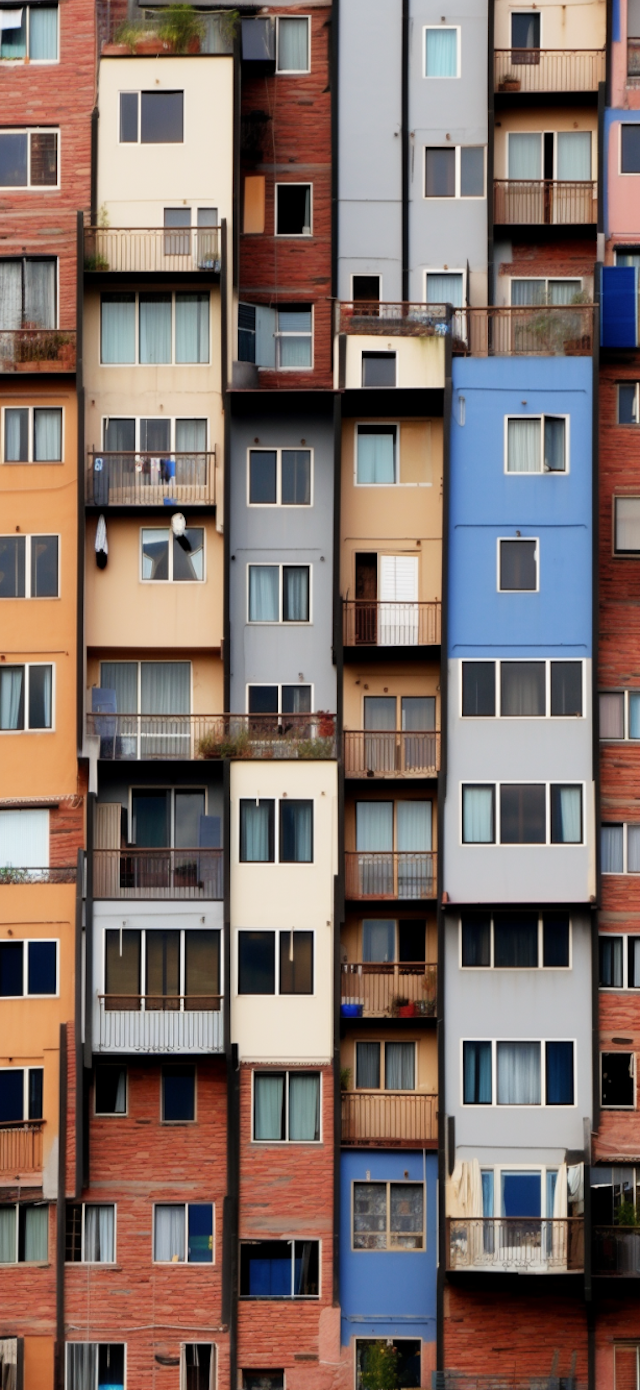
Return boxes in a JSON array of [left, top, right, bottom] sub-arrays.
[[379, 555, 418, 646]]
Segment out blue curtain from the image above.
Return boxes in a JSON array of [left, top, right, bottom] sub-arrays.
[[357, 429, 396, 483], [463, 1041, 492, 1103], [425, 27, 457, 75], [546, 1041, 574, 1104]]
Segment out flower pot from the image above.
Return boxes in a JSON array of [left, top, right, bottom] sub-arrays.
[[500, 78, 521, 91], [187, 35, 201, 53], [135, 36, 169, 54], [102, 41, 131, 54], [398, 1003, 416, 1017], [341, 1002, 363, 1018]]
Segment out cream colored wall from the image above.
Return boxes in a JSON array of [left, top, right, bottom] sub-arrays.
[[341, 912, 438, 964], [493, 0, 606, 51], [345, 788, 438, 853], [337, 336, 446, 390], [230, 760, 337, 1063], [341, 1029, 437, 1094], [494, 107, 598, 179], [84, 516, 223, 650], [342, 663, 441, 731], [87, 651, 223, 711]]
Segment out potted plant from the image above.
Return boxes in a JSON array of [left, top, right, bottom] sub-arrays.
[[361, 1340, 400, 1390], [391, 995, 416, 1017], [157, 4, 205, 53], [109, 20, 144, 53], [340, 1067, 352, 1091], [499, 72, 521, 92]]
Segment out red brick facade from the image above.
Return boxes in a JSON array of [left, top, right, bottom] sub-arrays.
[[444, 1286, 589, 1382]]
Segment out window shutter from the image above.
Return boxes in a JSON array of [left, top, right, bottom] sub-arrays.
[[255, 306, 276, 368], [379, 555, 418, 602]]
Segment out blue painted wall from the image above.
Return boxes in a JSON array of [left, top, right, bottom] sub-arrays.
[[449, 356, 593, 657], [340, 1149, 437, 1350]]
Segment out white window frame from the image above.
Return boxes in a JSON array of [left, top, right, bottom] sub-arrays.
[[0, 534, 60, 599], [350, 273, 383, 302], [0, 938, 59, 996], [458, 914, 572, 970], [118, 89, 185, 145], [246, 563, 312, 624], [351, 1179, 426, 1253], [94, 1064, 128, 1117], [0, 127, 60, 190], [508, 276, 582, 305], [101, 416, 209, 452], [180, 1344, 217, 1390], [0, 4, 60, 64], [599, 688, 640, 739], [423, 24, 461, 78], [506, 129, 594, 182], [601, 1051, 636, 1110], [0, 662, 54, 733], [274, 305, 314, 371], [613, 494, 640, 555], [251, 1068, 322, 1143], [245, 682, 314, 714], [424, 145, 485, 200], [98, 660, 193, 715], [598, 932, 640, 989], [354, 1038, 418, 1092], [497, 536, 540, 592], [239, 1237, 321, 1299], [0, 1201, 49, 1264], [0, 1065, 44, 1120], [275, 14, 310, 73], [601, 822, 640, 874], [139, 526, 206, 585], [509, 9, 543, 44], [237, 928, 316, 994], [274, 182, 313, 237], [246, 446, 314, 508], [460, 658, 585, 719], [152, 1201, 215, 1264], [361, 350, 397, 388], [460, 1038, 577, 1107], [354, 423, 401, 487], [65, 1344, 127, 1389], [480, 1164, 563, 1218], [99, 291, 211, 367], [460, 781, 585, 846], [102, 923, 222, 1007], [65, 1204, 117, 1265], [503, 414, 570, 474], [1, 405, 64, 463]]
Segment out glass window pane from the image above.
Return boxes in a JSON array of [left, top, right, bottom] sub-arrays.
[[544, 417, 566, 471], [508, 131, 542, 179], [425, 26, 458, 75], [353, 1182, 387, 1249], [120, 91, 139, 141], [282, 566, 309, 621], [4, 408, 29, 462], [142, 529, 169, 581], [546, 1041, 574, 1104], [0, 942, 23, 996], [385, 1041, 415, 1090], [499, 539, 537, 590], [23, 1204, 48, 1259], [84, 1205, 115, 1263], [550, 785, 582, 844], [101, 294, 135, 364], [139, 294, 172, 364], [460, 146, 484, 196], [277, 15, 309, 70], [141, 91, 184, 143], [361, 352, 396, 387], [500, 662, 545, 716], [30, 536, 58, 597], [28, 1068, 43, 1119], [174, 790, 205, 849], [33, 409, 61, 461], [254, 1073, 285, 1140], [401, 697, 435, 731], [0, 133, 28, 187], [462, 662, 495, 716], [154, 1204, 186, 1260], [425, 147, 455, 196], [462, 786, 495, 843], [249, 451, 277, 504], [461, 915, 490, 966], [105, 929, 140, 1003], [601, 824, 623, 873], [628, 824, 640, 872], [188, 1204, 213, 1263], [0, 1069, 24, 1122], [162, 1064, 195, 1121], [507, 418, 541, 473], [426, 272, 463, 306], [497, 1041, 541, 1104], [543, 913, 570, 967], [288, 1073, 320, 1141], [0, 667, 25, 730], [463, 1041, 492, 1103], [511, 279, 546, 306], [618, 383, 638, 424], [29, 8, 58, 60], [599, 935, 623, 987], [140, 662, 190, 716], [279, 931, 313, 993], [30, 131, 57, 185], [0, 6, 26, 57], [101, 662, 137, 715], [356, 426, 396, 484], [600, 692, 624, 738], [629, 692, 640, 738], [173, 528, 204, 582], [628, 936, 640, 987], [615, 497, 640, 552], [556, 131, 591, 181], [281, 450, 311, 504], [500, 784, 546, 843], [238, 931, 275, 994], [281, 684, 311, 714], [356, 1041, 380, 1089], [28, 665, 52, 729], [494, 914, 538, 967], [0, 1207, 16, 1262], [501, 1172, 541, 1217], [0, 536, 25, 597], [185, 931, 220, 1003], [175, 293, 209, 363], [97, 1345, 124, 1387], [362, 919, 396, 962], [390, 1184, 423, 1243], [551, 662, 582, 716], [279, 801, 313, 863], [512, 11, 540, 46], [145, 930, 180, 1003], [249, 566, 279, 621], [248, 686, 279, 715], [240, 801, 274, 862]]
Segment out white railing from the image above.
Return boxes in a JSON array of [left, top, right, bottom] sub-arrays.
[[97, 995, 223, 1053]]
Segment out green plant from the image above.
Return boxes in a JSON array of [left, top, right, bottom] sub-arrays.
[[97, 203, 110, 230], [157, 4, 205, 52], [213, 7, 239, 46], [0, 868, 29, 884], [84, 254, 110, 272], [615, 1201, 640, 1227], [340, 1067, 351, 1091], [113, 18, 145, 50], [361, 1341, 400, 1390], [296, 736, 335, 759]]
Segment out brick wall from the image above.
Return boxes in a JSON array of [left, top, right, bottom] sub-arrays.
[[498, 238, 597, 288], [444, 1285, 589, 1381], [50, 797, 85, 869]]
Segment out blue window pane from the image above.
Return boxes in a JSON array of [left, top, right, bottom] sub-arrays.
[[463, 1041, 492, 1103], [501, 1172, 541, 1218], [250, 1250, 291, 1296], [162, 1065, 195, 1121], [187, 1204, 213, 1262], [546, 1041, 574, 1105], [0, 943, 23, 997], [0, 134, 28, 187], [0, 1069, 24, 1122], [27, 941, 56, 995]]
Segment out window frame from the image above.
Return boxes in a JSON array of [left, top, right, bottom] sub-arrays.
[[460, 1038, 577, 1107], [152, 1201, 215, 1264], [459, 914, 572, 971], [461, 658, 585, 719], [103, 924, 221, 1005], [94, 1064, 128, 1117], [139, 526, 206, 585], [118, 89, 185, 145], [620, 122, 640, 176], [0, 5, 60, 64], [65, 1343, 127, 1388], [354, 1038, 418, 1092], [0, 534, 60, 599], [508, 276, 583, 306], [275, 14, 311, 73], [599, 688, 640, 739], [351, 1179, 426, 1252], [98, 659, 193, 716], [613, 495, 640, 555], [424, 144, 485, 199], [251, 1068, 322, 1143], [0, 127, 60, 189], [423, 23, 461, 77], [65, 1203, 117, 1265], [353, 423, 403, 487], [0, 1064, 44, 1121], [245, 682, 314, 715], [237, 929, 315, 995], [503, 413, 570, 474], [0, 661, 55, 733], [274, 304, 314, 372], [617, 381, 640, 425], [274, 182, 313, 238], [246, 563, 312, 624], [600, 1051, 636, 1110], [238, 1238, 321, 1299], [461, 782, 585, 846], [497, 536, 539, 592], [598, 932, 640, 989], [0, 1202, 49, 1264], [600, 821, 640, 874], [2, 404, 64, 464], [101, 415, 209, 453], [246, 446, 314, 508], [0, 937, 59, 997], [99, 291, 211, 366]]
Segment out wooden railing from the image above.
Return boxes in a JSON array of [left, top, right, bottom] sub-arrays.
[[494, 48, 605, 92], [447, 1217, 584, 1272], [86, 451, 216, 506], [593, 1226, 640, 1275], [341, 962, 436, 1017], [342, 600, 441, 648], [345, 852, 437, 900], [87, 712, 336, 761], [0, 1121, 43, 1175], [84, 226, 221, 274], [93, 849, 223, 900], [344, 730, 440, 777], [341, 1091, 437, 1147], [337, 300, 450, 336], [97, 995, 223, 1053], [494, 179, 597, 225], [0, 329, 76, 373], [459, 306, 594, 357]]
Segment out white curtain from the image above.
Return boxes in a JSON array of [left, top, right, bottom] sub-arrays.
[[601, 825, 623, 873], [0, 261, 22, 329], [101, 662, 137, 714], [249, 566, 279, 621], [101, 296, 135, 364], [446, 1159, 483, 1217], [29, 7, 57, 59], [426, 272, 463, 306], [0, 1208, 15, 1263], [508, 133, 542, 179], [356, 802, 393, 850], [283, 566, 309, 621], [462, 787, 494, 843], [141, 662, 190, 714], [425, 27, 457, 75], [0, 668, 23, 730], [0, 808, 49, 868], [24, 1205, 48, 1260], [385, 1042, 415, 1090], [279, 16, 308, 68], [511, 279, 546, 306], [0, 7, 25, 57], [357, 430, 396, 483], [155, 1204, 185, 1261], [67, 1344, 97, 1390], [628, 825, 640, 872], [33, 408, 61, 461], [549, 279, 580, 305], [397, 801, 431, 850], [616, 497, 640, 552], [84, 1205, 114, 1262], [289, 1073, 319, 1140], [356, 1041, 380, 1089], [501, 662, 544, 716], [4, 408, 27, 460], [497, 1041, 541, 1104], [362, 920, 395, 962], [254, 1073, 284, 1139], [176, 418, 207, 452], [24, 260, 55, 327], [175, 293, 209, 363], [630, 936, 640, 986], [241, 802, 271, 861], [507, 418, 540, 472], [555, 786, 582, 843], [139, 295, 171, 364], [556, 132, 591, 181], [600, 693, 624, 739]]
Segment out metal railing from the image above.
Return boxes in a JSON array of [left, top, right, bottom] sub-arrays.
[[337, 300, 449, 336], [0, 1121, 43, 1174], [345, 852, 437, 900], [0, 866, 76, 885], [97, 995, 223, 1053], [341, 1091, 437, 1147], [593, 1226, 640, 1275], [494, 48, 605, 92], [87, 712, 337, 761], [93, 848, 223, 900], [341, 962, 436, 1017], [433, 1376, 587, 1389], [459, 306, 594, 357], [85, 451, 216, 506], [0, 329, 76, 372], [342, 601, 441, 648], [629, 39, 640, 76], [494, 179, 597, 225], [447, 1217, 584, 1272], [344, 730, 440, 777], [84, 227, 221, 274]]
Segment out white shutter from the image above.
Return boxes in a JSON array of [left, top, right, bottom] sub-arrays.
[[379, 556, 418, 645], [255, 305, 276, 368], [0, 809, 49, 868]]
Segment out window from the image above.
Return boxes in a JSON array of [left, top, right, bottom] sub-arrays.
[[501, 784, 546, 844], [0, 6, 58, 61], [119, 90, 184, 143], [601, 823, 640, 873], [238, 931, 313, 995], [0, 664, 53, 730], [362, 352, 396, 388], [0, 258, 56, 331], [507, 130, 591, 181], [461, 913, 570, 969], [352, 275, 381, 304], [247, 685, 312, 717], [353, 1182, 424, 1251], [618, 382, 640, 424], [102, 416, 208, 461], [463, 1040, 575, 1105], [424, 25, 459, 76], [162, 1064, 195, 1122], [506, 416, 567, 473], [356, 1342, 421, 1390], [463, 1041, 492, 1103], [239, 1240, 319, 1297], [243, 1376, 283, 1390], [599, 933, 640, 988], [182, 1346, 216, 1390], [275, 184, 312, 236], [154, 1203, 213, 1263], [0, 535, 58, 597], [0, 1203, 48, 1263], [461, 785, 495, 843], [425, 146, 484, 198], [355, 1041, 416, 1091], [248, 565, 310, 622], [275, 306, 312, 369], [65, 1205, 115, 1264], [0, 807, 49, 869], [356, 425, 397, 484], [66, 1345, 125, 1390], [0, 129, 57, 187], [3, 407, 62, 461], [601, 1053, 635, 1108], [462, 660, 582, 717], [0, 939, 57, 995], [499, 538, 538, 590], [141, 528, 204, 582], [279, 801, 313, 862], [621, 124, 640, 174], [104, 927, 220, 1010], [248, 448, 312, 505], [426, 271, 464, 309], [100, 292, 209, 364], [511, 278, 583, 306], [0, 1067, 43, 1121], [95, 1065, 127, 1115], [462, 784, 583, 845], [462, 663, 496, 717], [253, 1071, 320, 1141], [511, 11, 540, 48], [99, 661, 192, 756], [614, 497, 640, 553], [355, 801, 434, 895], [276, 15, 310, 72]]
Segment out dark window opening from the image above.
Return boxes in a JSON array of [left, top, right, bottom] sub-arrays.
[[95, 1065, 127, 1115], [162, 1063, 195, 1122], [500, 784, 546, 843], [543, 914, 570, 967], [276, 184, 311, 235], [140, 91, 184, 144], [461, 914, 491, 967], [601, 1052, 635, 1108], [494, 914, 538, 967], [499, 539, 537, 591], [279, 931, 313, 994], [239, 1239, 319, 1297], [238, 931, 276, 994], [362, 352, 396, 388], [462, 662, 495, 717]]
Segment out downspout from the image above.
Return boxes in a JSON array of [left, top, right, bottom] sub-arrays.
[[90, 108, 98, 227], [401, 0, 410, 301], [222, 222, 231, 716], [332, 392, 344, 1308], [591, 286, 601, 1141], [55, 1024, 68, 1390], [74, 847, 84, 1196], [331, 0, 339, 305], [222, 763, 239, 1384], [75, 212, 85, 760]]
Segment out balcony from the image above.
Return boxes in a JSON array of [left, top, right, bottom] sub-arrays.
[[344, 730, 440, 778], [85, 451, 216, 507], [447, 1218, 584, 1273], [87, 712, 336, 761], [629, 39, 640, 77], [345, 852, 437, 901], [0, 1121, 43, 1180], [0, 329, 76, 374], [593, 1227, 640, 1276], [461, 305, 594, 357], [341, 1091, 437, 1148], [84, 226, 221, 276], [96, 994, 223, 1054], [494, 179, 597, 226], [494, 49, 605, 94], [0, 866, 76, 885], [341, 962, 436, 1018], [342, 601, 441, 650], [93, 849, 222, 900], [337, 301, 449, 337]]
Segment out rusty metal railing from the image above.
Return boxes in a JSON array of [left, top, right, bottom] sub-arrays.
[[345, 852, 437, 900], [341, 1091, 437, 1147], [494, 48, 605, 92], [84, 226, 221, 274], [344, 730, 440, 777]]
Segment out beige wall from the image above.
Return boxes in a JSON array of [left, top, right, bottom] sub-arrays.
[[230, 760, 337, 1063], [495, 108, 598, 179], [343, 663, 440, 731], [87, 651, 223, 712], [494, 0, 606, 51], [337, 336, 446, 390], [341, 1028, 437, 1094]]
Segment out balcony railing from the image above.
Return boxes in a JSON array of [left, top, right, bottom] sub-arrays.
[[494, 48, 605, 92], [344, 730, 440, 777], [87, 712, 336, 761], [494, 179, 596, 225], [85, 451, 216, 506], [593, 1226, 640, 1275], [460, 305, 594, 357], [0, 329, 76, 373], [447, 1218, 584, 1272], [341, 962, 436, 1017], [341, 1091, 437, 1147], [337, 300, 449, 337], [93, 849, 223, 900], [84, 227, 221, 275], [345, 852, 437, 900], [97, 995, 223, 1053], [434, 1377, 588, 1390], [0, 1121, 43, 1176], [342, 601, 441, 648], [0, 866, 76, 885]]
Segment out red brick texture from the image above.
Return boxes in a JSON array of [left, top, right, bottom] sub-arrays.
[[497, 238, 597, 288], [595, 1299, 640, 1390], [50, 796, 85, 868], [443, 1285, 589, 1382]]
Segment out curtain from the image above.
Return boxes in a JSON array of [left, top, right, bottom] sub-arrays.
[[67, 1344, 97, 1390], [4, 408, 27, 461], [549, 279, 580, 305], [462, 916, 491, 966], [0, 8, 25, 58], [0, 1208, 15, 1263], [600, 693, 624, 738], [101, 295, 135, 363], [463, 1041, 492, 1103], [249, 566, 279, 621], [362, 920, 395, 962], [176, 418, 207, 452], [482, 1170, 494, 1217], [175, 293, 209, 364], [508, 133, 541, 179], [553, 786, 582, 843], [278, 333, 312, 368], [546, 1041, 574, 1104], [426, 272, 463, 307], [280, 802, 312, 862], [447, 1159, 483, 1218], [24, 260, 55, 327], [397, 800, 431, 850], [628, 825, 640, 872], [283, 566, 309, 621], [254, 1074, 284, 1140], [141, 662, 190, 714], [278, 16, 308, 69], [556, 132, 591, 181], [497, 1042, 541, 1104], [0, 808, 48, 868], [425, 26, 457, 75], [385, 1042, 415, 1090], [356, 802, 393, 850], [462, 787, 493, 842], [0, 261, 22, 329], [357, 429, 396, 484], [364, 697, 396, 731], [289, 1073, 320, 1140], [501, 662, 545, 715], [616, 497, 640, 551], [356, 1042, 380, 1089], [511, 279, 546, 306], [507, 418, 540, 473], [402, 697, 435, 731], [24, 1205, 48, 1260], [601, 825, 623, 873], [101, 662, 137, 715], [494, 915, 537, 967], [29, 7, 57, 59], [34, 408, 61, 461], [600, 935, 623, 987], [139, 294, 171, 364], [630, 936, 640, 987], [241, 802, 272, 861], [85, 1205, 114, 1263], [155, 1205, 185, 1261], [0, 668, 23, 730]]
